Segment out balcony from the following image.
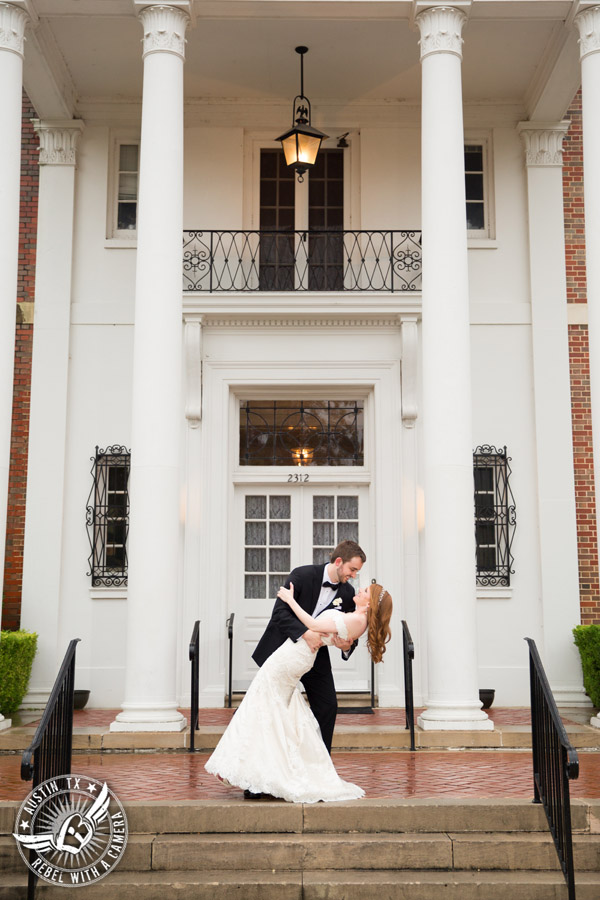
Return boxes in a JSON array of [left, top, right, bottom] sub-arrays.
[[182, 230, 422, 293]]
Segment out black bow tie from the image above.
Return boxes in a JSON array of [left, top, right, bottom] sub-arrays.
[[323, 582, 338, 590]]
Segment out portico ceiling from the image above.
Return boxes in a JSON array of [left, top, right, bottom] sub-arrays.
[[21, 0, 583, 120]]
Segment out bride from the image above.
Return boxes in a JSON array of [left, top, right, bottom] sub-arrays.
[[205, 582, 393, 803]]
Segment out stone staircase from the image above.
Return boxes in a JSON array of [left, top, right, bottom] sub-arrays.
[[2, 798, 600, 898]]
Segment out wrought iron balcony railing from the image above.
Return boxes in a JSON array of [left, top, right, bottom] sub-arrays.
[[183, 229, 422, 293]]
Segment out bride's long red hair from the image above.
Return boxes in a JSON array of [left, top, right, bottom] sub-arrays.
[[366, 584, 392, 664]]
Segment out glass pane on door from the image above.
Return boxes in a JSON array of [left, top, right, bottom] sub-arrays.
[[244, 494, 291, 601], [312, 494, 360, 567]]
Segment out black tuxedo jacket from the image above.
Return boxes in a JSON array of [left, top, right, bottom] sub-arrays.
[[252, 563, 357, 668]]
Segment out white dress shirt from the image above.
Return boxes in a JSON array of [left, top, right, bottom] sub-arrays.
[[312, 565, 339, 617]]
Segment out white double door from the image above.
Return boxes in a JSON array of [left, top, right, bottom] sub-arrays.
[[233, 483, 371, 692]]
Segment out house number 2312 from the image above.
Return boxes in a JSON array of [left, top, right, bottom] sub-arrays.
[[287, 473, 309, 482]]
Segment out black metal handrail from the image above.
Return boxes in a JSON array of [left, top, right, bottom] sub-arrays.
[[525, 637, 579, 899], [20, 638, 80, 900], [183, 229, 422, 293], [188, 620, 200, 753], [402, 620, 416, 751], [226, 613, 235, 709]]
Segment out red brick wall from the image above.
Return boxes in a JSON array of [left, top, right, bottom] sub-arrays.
[[1, 93, 38, 631], [563, 89, 600, 624]]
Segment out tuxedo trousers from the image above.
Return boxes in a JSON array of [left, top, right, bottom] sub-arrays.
[[300, 644, 337, 755]]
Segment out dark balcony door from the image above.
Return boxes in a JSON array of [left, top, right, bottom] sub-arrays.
[[259, 149, 344, 291], [308, 149, 344, 291], [259, 150, 295, 290]]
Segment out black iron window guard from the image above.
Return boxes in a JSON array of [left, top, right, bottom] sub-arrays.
[[525, 637, 579, 899], [183, 229, 422, 292], [21, 638, 80, 900], [189, 620, 200, 753], [473, 445, 516, 587], [402, 620, 416, 751], [86, 445, 131, 587]]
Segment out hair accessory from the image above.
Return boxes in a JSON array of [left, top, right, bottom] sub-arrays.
[[378, 589, 387, 606]]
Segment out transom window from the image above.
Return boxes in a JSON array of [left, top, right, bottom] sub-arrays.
[[239, 400, 364, 467]]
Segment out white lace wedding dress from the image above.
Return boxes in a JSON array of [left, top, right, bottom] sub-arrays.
[[205, 609, 364, 803]]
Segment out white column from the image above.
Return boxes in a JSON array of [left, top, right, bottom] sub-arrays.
[[575, 7, 600, 597], [0, 2, 28, 731], [111, 4, 189, 732], [19, 120, 84, 708], [575, 7, 600, 725], [416, 6, 492, 730], [517, 122, 587, 706]]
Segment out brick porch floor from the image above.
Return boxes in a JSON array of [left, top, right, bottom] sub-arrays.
[[2, 749, 600, 803], [2, 707, 598, 804]]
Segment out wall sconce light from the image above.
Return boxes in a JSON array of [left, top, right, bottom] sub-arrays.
[[276, 46, 328, 182]]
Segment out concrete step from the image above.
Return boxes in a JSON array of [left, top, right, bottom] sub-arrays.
[[1, 798, 595, 836], [2, 869, 600, 899], [3, 830, 599, 874], [2, 721, 599, 752]]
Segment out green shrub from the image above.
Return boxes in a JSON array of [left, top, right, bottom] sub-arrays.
[[573, 625, 600, 708], [0, 630, 38, 716]]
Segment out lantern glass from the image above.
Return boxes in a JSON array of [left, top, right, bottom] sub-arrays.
[[280, 130, 323, 169], [281, 134, 299, 167], [297, 132, 322, 166]]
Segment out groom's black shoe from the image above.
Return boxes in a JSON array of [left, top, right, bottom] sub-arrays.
[[243, 790, 276, 800]]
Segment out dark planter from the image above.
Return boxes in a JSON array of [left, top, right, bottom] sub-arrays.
[[479, 689, 495, 710], [73, 690, 90, 710]]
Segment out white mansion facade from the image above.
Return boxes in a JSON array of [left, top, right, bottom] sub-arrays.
[[2, 0, 600, 732]]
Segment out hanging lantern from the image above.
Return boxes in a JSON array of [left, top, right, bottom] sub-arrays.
[[276, 46, 328, 182]]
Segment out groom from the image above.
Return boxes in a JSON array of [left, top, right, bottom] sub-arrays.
[[252, 539, 367, 758]]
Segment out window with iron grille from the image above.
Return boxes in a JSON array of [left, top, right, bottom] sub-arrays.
[[86, 446, 130, 587], [473, 445, 516, 586]]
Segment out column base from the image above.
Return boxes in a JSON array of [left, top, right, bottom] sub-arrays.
[[110, 704, 187, 733], [589, 715, 600, 730], [418, 702, 494, 731], [0, 715, 12, 732], [552, 686, 593, 707]]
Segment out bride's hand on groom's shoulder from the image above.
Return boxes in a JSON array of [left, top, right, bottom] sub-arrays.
[[277, 584, 294, 605]]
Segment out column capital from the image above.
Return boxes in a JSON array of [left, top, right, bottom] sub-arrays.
[[575, 6, 600, 61], [415, 6, 467, 61], [32, 119, 85, 166], [0, 2, 28, 58], [138, 4, 190, 61], [517, 121, 570, 168]]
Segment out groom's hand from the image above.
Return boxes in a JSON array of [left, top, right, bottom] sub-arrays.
[[331, 635, 353, 652], [302, 630, 323, 652]]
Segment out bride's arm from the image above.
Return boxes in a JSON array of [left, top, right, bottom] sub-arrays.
[[277, 585, 337, 634], [277, 586, 367, 642]]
